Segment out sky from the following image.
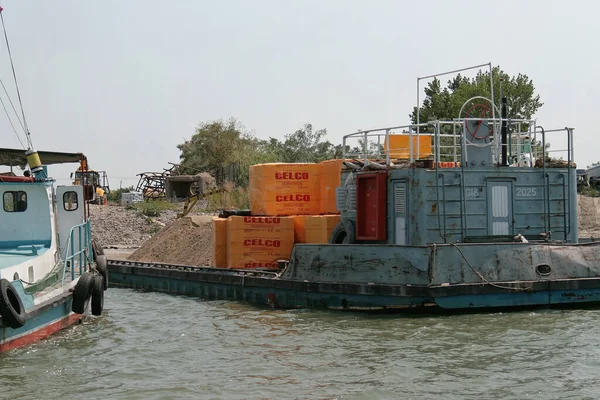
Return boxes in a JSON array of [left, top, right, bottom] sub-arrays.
[[0, 0, 597, 188]]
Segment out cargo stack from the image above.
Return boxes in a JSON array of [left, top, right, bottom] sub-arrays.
[[211, 160, 343, 270], [227, 216, 294, 269]]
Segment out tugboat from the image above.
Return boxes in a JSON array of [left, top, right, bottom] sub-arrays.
[[0, 7, 106, 350], [0, 149, 108, 351], [108, 64, 600, 312]]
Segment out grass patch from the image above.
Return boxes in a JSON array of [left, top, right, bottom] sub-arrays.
[[578, 185, 600, 197], [204, 182, 249, 212], [135, 200, 178, 217]]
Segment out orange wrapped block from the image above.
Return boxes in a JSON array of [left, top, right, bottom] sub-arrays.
[[249, 163, 321, 216], [212, 217, 228, 268], [293, 215, 341, 244], [227, 216, 295, 269], [384, 134, 432, 159], [319, 159, 342, 214]]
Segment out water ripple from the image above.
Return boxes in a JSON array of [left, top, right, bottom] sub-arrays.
[[3, 289, 600, 399]]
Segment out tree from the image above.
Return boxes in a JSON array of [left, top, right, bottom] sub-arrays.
[[177, 118, 261, 184], [177, 120, 339, 187], [262, 124, 337, 163], [410, 66, 543, 132]]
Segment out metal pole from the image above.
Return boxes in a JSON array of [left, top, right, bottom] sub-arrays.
[[417, 62, 493, 81], [501, 96, 508, 166], [385, 129, 390, 166], [416, 77, 420, 138], [363, 131, 368, 164]]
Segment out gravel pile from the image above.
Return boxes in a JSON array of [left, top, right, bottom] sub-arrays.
[[128, 215, 214, 266], [88, 200, 213, 248]]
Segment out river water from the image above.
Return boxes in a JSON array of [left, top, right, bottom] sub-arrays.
[[2, 289, 600, 400]]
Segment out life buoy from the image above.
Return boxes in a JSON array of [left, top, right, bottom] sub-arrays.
[[71, 272, 95, 314], [328, 219, 356, 244], [95, 255, 108, 291], [0, 278, 26, 329], [91, 274, 104, 316]]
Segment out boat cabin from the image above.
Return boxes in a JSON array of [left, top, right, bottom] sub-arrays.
[[0, 149, 90, 284], [336, 105, 577, 246]]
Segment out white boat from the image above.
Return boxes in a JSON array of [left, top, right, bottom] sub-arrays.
[[0, 149, 107, 351]]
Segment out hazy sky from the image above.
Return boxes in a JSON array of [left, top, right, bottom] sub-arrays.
[[0, 0, 597, 187]]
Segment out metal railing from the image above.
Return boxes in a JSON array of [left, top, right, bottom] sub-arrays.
[[60, 219, 93, 286], [341, 118, 576, 169]]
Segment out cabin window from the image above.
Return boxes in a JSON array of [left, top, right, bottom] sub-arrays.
[[63, 191, 78, 211], [3, 191, 27, 212]]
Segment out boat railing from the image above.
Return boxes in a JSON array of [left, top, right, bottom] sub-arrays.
[[341, 119, 573, 169], [60, 219, 93, 286]]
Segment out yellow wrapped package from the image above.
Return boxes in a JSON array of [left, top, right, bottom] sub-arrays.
[[293, 215, 341, 244], [249, 163, 321, 216], [212, 217, 228, 268], [227, 216, 295, 269], [319, 159, 342, 214]]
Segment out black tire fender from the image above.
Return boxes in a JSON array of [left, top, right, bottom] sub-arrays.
[[91, 274, 104, 316], [328, 219, 356, 244], [71, 272, 95, 314], [95, 255, 108, 291], [0, 278, 26, 329]]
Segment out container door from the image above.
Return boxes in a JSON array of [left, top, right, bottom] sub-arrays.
[[393, 181, 408, 244], [56, 186, 85, 254], [487, 181, 513, 235]]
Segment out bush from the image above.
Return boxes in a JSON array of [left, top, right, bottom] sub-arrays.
[[134, 200, 176, 217], [578, 185, 599, 197], [205, 181, 249, 212]]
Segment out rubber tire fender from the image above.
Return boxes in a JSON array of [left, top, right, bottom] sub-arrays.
[[71, 272, 95, 315], [0, 278, 26, 329], [95, 255, 109, 291], [91, 273, 104, 316], [328, 219, 356, 244]]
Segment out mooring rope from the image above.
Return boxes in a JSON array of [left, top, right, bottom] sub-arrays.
[[451, 243, 533, 292]]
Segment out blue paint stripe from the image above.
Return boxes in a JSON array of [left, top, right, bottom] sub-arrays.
[[1, 297, 73, 342]]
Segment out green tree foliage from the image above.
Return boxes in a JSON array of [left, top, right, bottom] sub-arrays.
[[262, 124, 338, 163], [177, 118, 258, 175], [177, 120, 340, 186], [410, 66, 543, 132]]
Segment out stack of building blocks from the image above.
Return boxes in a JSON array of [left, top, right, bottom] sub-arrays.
[[212, 160, 343, 270]]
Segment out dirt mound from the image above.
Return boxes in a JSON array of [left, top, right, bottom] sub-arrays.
[[578, 195, 600, 238], [127, 215, 214, 266]]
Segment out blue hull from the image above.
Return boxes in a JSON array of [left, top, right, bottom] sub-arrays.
[[0, 292, 82, 351], [107, 259, 600, 312]]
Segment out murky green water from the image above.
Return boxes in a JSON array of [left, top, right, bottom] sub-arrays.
[[2, 289, 600, 399]]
